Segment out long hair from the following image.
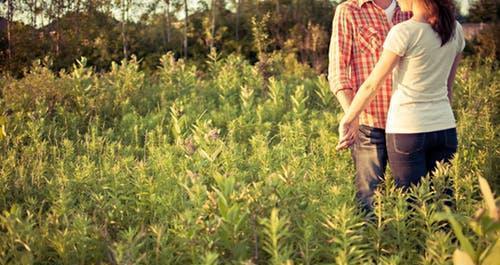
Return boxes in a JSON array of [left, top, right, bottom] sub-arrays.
[[421, 0, 456, 46]]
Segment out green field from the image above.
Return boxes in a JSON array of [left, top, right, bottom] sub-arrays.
[[0, 53, 498, 264]]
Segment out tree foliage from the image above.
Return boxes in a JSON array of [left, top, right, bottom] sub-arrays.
[[0, 0, 336, 75]]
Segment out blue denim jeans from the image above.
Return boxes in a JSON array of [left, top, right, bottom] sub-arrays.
[[386, 128, 458, 190], [351, 125, 388, 212], [352, 126, 458, 212]]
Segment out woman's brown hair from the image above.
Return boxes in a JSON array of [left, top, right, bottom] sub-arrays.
[[421, 0, 456, 46]]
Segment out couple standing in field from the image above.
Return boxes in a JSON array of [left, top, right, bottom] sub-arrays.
[[328, 0, 465, 212]]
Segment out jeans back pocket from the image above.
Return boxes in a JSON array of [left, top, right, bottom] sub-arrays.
[[390, 133, 426, 155]]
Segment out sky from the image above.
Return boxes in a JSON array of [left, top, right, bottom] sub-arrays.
[[459, 0, 471, 15]]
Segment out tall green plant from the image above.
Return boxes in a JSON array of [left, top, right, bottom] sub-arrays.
[[435, 176, 500, 265]]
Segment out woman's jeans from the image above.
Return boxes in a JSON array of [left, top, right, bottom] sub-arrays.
[[352, 126, 457, 212], [386, 128, 458, 190]]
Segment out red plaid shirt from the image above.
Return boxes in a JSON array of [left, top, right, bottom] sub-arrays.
[[328, 0, 412, 129]]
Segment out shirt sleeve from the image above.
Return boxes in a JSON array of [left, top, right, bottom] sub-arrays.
[[455, 21, 466, 53], [328, 5, 354, 95], [383, 25, 408, 56]]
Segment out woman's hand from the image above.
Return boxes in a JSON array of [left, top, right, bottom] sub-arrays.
[[336, 116, 358, 151], [334, 49, 400, 151]]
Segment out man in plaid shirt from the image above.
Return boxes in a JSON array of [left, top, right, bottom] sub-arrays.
[[328, 0, 412, 212]]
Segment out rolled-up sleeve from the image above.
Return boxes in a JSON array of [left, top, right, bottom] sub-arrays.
[[383, 25, 408, 56], [455, 21, 466, 53], [328, 5, 354, 95]]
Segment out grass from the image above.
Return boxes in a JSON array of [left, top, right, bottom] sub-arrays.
[[0, 53, 498, 264]]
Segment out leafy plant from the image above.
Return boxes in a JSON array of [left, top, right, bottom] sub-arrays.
[[0, 54, 497, 264], [435, 176, 500, 265]]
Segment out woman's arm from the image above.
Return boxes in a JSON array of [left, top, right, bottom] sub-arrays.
[[336, 49, 400, 150], [344, 49, 400, 124], [446, 53, 462, 104]]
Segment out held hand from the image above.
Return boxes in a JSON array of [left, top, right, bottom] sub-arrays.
[[336, 117, 359, 151]]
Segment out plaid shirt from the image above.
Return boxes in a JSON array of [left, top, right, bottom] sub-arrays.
[[328, 0, 412, 129]]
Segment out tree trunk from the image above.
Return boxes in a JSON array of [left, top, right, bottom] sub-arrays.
[[310, 0, 315, 23], [6, 0, 13, 62], [121, 0, 129, 59], [55, 0, 61, 56], [87, 0, 93, 13], [75, 0, 82, 54], [32, 0, 37, 27], [183, 0, 188, 58], [210, 0, 216, 50], [235, 0, 241, 40], [165, 0, 171, 43], [161, 9, 167, 49]]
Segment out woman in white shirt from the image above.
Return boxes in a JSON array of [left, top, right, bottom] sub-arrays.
[[337, 0, 465, 190]]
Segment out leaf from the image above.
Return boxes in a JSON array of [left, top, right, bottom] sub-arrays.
[[201, 251, 219, 265], [211, 144, 224, 161], [478, 176, 499, 221], [453, 249, 475, 265], [0, 115, 6, 140], [20, 253, 34, 265], [199, 148, 212, 161], [0, 125, 5, 140], [435, 208, 477, 260], [260, 208, 291, 265], [481, 239, 500, 265]]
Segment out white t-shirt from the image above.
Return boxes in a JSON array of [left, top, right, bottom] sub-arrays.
[[383, 20, 466, 133], [384, 0, 397, 22]]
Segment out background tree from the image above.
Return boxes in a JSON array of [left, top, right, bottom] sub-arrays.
[[164, 0, 173, 43], [114, 0, 131, 59], [465, 0, 499, 60], [0, 0, 496, 76], [467, 0, 499, 23]]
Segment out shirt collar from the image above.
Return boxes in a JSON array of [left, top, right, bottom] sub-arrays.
[[357, 0, 372, 7], [358, 0, 400, 9]]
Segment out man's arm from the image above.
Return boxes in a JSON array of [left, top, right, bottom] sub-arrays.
[[328, 5, 355, 113]]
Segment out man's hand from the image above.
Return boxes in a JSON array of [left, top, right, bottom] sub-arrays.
[[336, 116, 359, 151]]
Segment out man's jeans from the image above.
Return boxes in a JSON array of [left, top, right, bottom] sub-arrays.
[[351, 125, 388, 212]]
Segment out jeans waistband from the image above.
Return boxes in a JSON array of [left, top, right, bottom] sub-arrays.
[[359, 124, 385, 133]]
